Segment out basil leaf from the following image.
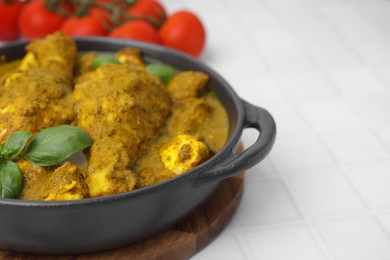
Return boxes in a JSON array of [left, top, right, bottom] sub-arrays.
[[0, 161, 23, 199], [92, 54, 121, 69], [0, 131, 32, 160], [24, 125, 93, 166], [146, 63, 174, 84]]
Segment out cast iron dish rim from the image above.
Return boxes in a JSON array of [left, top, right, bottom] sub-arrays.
[[0, 37, 245, 207]]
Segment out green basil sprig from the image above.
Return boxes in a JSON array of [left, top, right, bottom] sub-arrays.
[[24, 125, 93, 166], [0, 125, 93, 199], [0, 131, 32, 160], [0, 131, 31, 198], [146, 63, 175, 84], [0, 161, 23, 199], [92, 54, 121, 69]]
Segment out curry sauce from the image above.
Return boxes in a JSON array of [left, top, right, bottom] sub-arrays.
[[0, 32, 229, 200]]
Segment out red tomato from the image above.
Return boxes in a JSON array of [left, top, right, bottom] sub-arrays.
[[89, 7, 113, 31], [0, 1, 24, 40], [90, 7, 110, 23], [61, 16, 108, 36], [158, 11, 206, 57], [109, 20, 160, 44], [18, 0, 66, 39], [127, 0, 166, 22]]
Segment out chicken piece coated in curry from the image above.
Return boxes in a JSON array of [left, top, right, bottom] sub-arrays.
[[0, 69, 75, 142], [158, 134, 209, 174], [75, 47, 145, 77], [0, 32, 77, 141], [0, 32, 84, 201], [136, 71, 229, 188], [167, 71, 208, 102], [18, 32, 77, 84], [18, 160, 87, 201], [73, 64, 171, 197]]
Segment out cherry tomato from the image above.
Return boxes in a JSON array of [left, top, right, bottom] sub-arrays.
[[109, 20, 160, 44], [89, 7, 110, 23], [158, 11, 206, 57], [0, 1, 24, 40], [88, 6, 117, 33], [18, 0, 66, 39], [61, 15, 107, 36], [127, 0, 166, 23]]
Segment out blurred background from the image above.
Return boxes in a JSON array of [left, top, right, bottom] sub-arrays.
[[2, 0, 390, 259], [172, 1, 390, 260]]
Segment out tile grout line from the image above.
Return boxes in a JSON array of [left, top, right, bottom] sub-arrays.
[[216, 2, 280, 259], [268, 2, 390, 253], [302, 0, 370, 67], [277, 167, 336, 260], [223, 0, 274, 77], [338, 166, 390, 243]]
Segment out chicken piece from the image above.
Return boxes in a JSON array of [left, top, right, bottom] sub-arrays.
[[87, 139, 137, 197], [167, 71, 209, 102], [18, 160, 87, 201], [18, 160, 50, 200], [75, 48, 144, 78], [167, 95, 229, 153], [74, 64, 171, 161], [0, 68, 75, 141], [18, 32, 77, 84], [158, 134, 210, 174], [0, 32, 77, 141], [42, 162, 87, 201], [73, 64, 171, 197], [0, 59, 20, 77], [168, 98, 212, 136], [115, 48, 145, 70]]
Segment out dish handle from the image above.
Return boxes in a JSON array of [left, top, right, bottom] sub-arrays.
[[192, 100, 276, 187]]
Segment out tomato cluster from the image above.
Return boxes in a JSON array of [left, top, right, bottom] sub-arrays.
[[0, 0, 206, 57]]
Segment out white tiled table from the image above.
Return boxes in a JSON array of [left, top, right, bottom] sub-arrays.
[[2, 0, 390, 259], [162, 0, 390, 259]]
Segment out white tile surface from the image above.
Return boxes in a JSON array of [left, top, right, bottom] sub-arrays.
[[319, 3, 389, 46], [244, 225, 327, 260], [316, 217, 390, 260], [178, 0, 390, 258], [328, 68, 388, 95], [272, 134, 336, 173], [376, 124, 390, 149], [234, 179, 302, 228], [346, 91, 390, 125], [194, 234, 246, 260], [320, 130, 390, 165], [4, 0, 390, 259], [275, 71, 336, 101], [229, 75, 286, 107], [245, 156, 280, 182], [297, 97, 363, 133], [355, 43, 390, 66], [256, 44, 316, 74], [347, 163, 390, 209], [267, 104, 308, 135], [288, 170, 366, 217], [307, 43, 363, 70]]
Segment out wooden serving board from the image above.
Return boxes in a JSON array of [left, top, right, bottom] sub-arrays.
[[0, 173, 245, 260]]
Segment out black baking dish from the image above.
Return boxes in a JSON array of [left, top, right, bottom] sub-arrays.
[[0, 37, 276, 255]]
